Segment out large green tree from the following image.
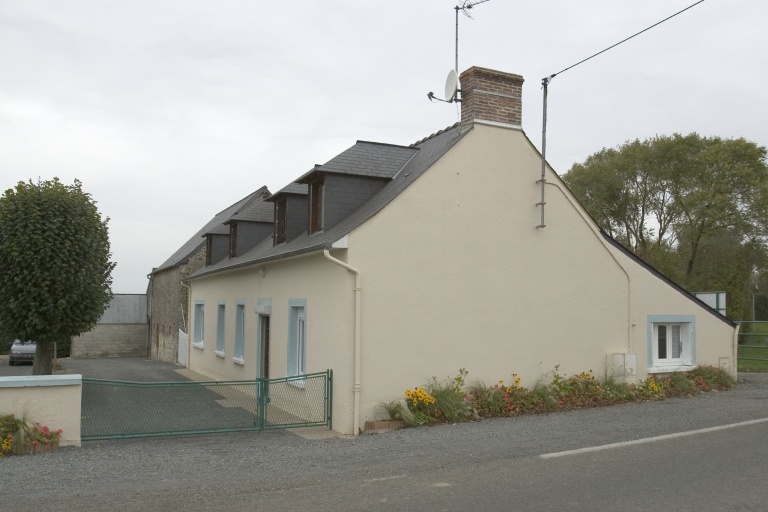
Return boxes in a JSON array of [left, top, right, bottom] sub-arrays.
[[563, 133, 768, 319], [0, 178, 115, 374]]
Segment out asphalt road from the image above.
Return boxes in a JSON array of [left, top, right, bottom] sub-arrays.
[[3, 361, 768, 512]]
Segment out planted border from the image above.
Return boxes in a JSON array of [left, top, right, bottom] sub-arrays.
[[380, 366, 735, 427]]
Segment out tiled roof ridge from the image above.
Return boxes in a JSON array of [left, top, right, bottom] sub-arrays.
[[354, 139, 420, 150], [153, 185, 270, 271], [410, 122, 460, 147], [211, 185, 268, 217]]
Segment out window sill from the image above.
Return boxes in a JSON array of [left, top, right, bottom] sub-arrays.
[[215, 350, 225, 358], [288, 376, 306, 388], [192, 342, 204, 350], [648, 364, 694, 374], [233, 357, 245, 365]]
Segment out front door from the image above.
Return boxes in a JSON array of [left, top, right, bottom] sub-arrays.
[[260, 315, 270, 379], [258, 315, 271, 409]]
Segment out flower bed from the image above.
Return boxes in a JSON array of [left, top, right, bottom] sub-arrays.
[[379, 365, 735, 428], [1, 414, 61, 458]]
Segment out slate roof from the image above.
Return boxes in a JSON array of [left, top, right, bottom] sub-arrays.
[[153, 185, 270, 273], [191, 123, 463, 279], [226, 194, 274, 223], [268, 182, 308, 201], [296, 142, 419, 182], [599, 232, 736, 326], [205, 224, 230, 236]]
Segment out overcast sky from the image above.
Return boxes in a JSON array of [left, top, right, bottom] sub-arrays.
[[2, 0, 766, 293]]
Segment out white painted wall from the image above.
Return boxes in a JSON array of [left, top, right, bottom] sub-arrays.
[[0, 375, 82, 447], [187, 122, 735, 436], [347, 123, 735, 429], [188, 254, 356, 433]]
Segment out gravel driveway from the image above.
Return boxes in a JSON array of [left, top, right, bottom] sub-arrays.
[[0, 356, 188, 381]]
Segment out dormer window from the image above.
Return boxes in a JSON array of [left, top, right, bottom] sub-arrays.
[[205, 236, 214, 266], [228, 223, 238, 258], [274, 199, 287, 245], [309, 178, 324, 234]]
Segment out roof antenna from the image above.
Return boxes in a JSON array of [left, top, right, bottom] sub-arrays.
[[454, 0, 491, 73], [427, 0, 491, 104]]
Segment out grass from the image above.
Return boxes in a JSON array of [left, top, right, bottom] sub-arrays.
[[737, 321, 768, 372], [738, 345, 768, 372]]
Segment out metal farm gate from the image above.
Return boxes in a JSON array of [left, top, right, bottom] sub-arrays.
[[738, 321, 768, 372], [81, 370, 332, 440]]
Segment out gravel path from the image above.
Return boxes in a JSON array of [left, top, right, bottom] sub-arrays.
[[3, 372, 767, 511]]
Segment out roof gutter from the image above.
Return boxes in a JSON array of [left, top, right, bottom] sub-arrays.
[[323, 249, 362, 436]]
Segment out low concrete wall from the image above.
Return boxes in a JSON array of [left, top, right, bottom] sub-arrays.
[[0, 374, 82, 447], [72, 324, 148, 358]]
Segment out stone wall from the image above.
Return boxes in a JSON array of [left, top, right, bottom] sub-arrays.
[[71, 324, 148, 358], [148, 246, 206, 363]]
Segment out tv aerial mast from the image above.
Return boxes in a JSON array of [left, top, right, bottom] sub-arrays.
[[454, 0, 491, 73], [429, 0, 491, 103]]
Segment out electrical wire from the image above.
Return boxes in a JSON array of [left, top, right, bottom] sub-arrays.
[[545, 0, 705, 83]]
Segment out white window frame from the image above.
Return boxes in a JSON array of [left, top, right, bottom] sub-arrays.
[[297, 311, 306, 375], [288, 299, 307, 387], [234, 300, 245, 363], [193, 301, 205, 349], [215, 301, 226, 356], [647, 315, 695, 373]]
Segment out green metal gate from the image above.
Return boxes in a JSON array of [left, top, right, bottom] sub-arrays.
[[81, 370, 332, 440], [737, 321, 768, 372]]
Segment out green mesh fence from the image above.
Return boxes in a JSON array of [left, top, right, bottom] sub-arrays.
[[738, 321, 768, 362], [81, 370, 332, 440]]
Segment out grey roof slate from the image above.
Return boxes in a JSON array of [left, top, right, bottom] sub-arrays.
[[296, 142, 419, 182], [205, 224, 230, 236], [227, 195, 274, 223], [153, 186, 270, 273], [268, 182, 308, 201], [191, 123, 463, 279]]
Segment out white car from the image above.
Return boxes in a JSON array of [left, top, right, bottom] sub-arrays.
[[9, 340, 36, 365]]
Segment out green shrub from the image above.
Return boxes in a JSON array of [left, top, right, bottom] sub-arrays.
[[689, 365, 736, 390], [377, 401, 417, 426], [424, 369, 472, 423]]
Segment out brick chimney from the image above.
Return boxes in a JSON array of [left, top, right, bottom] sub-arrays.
[[459, 67, 524, 130]]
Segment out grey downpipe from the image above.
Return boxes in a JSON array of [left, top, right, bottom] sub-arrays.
[[323, 249, 362, 436]]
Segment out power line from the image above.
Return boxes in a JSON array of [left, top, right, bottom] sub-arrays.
[[545, 0, 706, 83], [536, 0, 706, 230]]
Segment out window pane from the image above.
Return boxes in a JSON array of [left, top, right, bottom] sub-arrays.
[[194, 304, 205, 344], [235, 304, 245, 358], [216, 304, 225, 352], [671, 325, 681, 358], [297, 316, 306, 374], [657, 325, 667, 359]]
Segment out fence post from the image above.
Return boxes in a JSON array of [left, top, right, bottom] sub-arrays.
[[257, 378, 266, 432], [327, 369, 333, 430]]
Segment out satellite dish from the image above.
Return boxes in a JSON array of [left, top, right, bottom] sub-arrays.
[[445, 69, 458, 103]]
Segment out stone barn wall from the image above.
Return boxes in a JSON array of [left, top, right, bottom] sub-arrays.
[[148, 247, 206, 363], [71, 294, 148, 358]]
